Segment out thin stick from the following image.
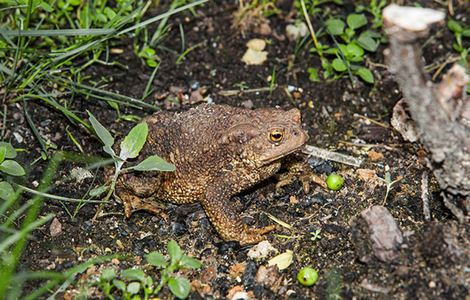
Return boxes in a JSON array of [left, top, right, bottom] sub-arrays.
[[302, 144, 363, 167], [300, 0, 320, 52], [421, 171, 431, 221]]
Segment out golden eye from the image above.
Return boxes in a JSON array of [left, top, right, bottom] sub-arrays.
[[269, 130, 284, 143]]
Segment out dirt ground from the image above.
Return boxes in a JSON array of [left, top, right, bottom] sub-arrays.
[[10, 1, 470, 299]]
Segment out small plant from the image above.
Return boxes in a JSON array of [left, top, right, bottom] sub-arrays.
[[325, 268, 343, 300], [0, 142, 26, 200], [96, 239, 202, 299], [356, 0, 387, 29], [321, 13, 380, 83], [303, 2, 385, 85], [380, 171, 402, 205], [87, 112, 175, 203], [310, 228, 322, 242], [447, 18, 470, 77]]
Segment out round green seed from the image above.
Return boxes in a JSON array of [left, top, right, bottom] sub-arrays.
[[297, 267, 319, 287], [326, 173, 344, 191]]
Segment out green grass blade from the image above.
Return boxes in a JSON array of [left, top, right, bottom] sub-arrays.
[[0, 214, 54, 253], [0, 28, 116, 37]]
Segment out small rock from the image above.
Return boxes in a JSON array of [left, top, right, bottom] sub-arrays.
[[257, 22, 272, 35], [247, 240, 277, 260], [69, 167, 93, 184], [285, 22, 308, 41], [255, 265, 281, 287], [13, 132, 23, 143], [241, 100, 254, 109], [246, 38, 266, 51], [49, 217, 62, 237], [353, 205, 403, 263], [242, 48, 268, 65], [242, 39, 268, 65]]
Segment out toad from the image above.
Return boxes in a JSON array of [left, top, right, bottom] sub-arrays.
[[115, 104, 308, 245]]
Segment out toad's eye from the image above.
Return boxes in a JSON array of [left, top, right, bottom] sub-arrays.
[[269, 130, 284, 143]]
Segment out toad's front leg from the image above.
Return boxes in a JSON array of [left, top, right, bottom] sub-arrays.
[[202, 185, 275, 245]]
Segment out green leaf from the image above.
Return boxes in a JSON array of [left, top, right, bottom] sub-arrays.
[[462, 29, 470, 37], [89, 184, 109, 197], [145, 275, 154, 288], [104, 7, 116, 19], [0, 142, 16, 159], [356, 67, 374, 83], [0, 181, 14, 200], [127, 282, 141, 295], [167, 240, 182, 265], [331, 58, 347, 72], [179, 255, 202, 269], [0, 146, 5, 163], [307, 67, 320, 82], [100, 268, 116, 281], [120, 122, 148, 160], [357, 31, 380, 52], [112, 279, 126, 291], [145, 251, 167, 268], [147, 59, 158, 68], [326, 19, 345, 35], [0, 160, 25, 176], [168, 276, 190, 299], [346, 43, 364, 58], [132, 155, 175, 172], [347, 13, 368, 30], [447, 19, 462, 33], [103, 145, 116, 157], [87, 111, 114, 147], [121, 268, 146, 282]]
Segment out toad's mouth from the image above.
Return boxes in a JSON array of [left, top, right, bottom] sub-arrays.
[[260, 144, 305, 164]]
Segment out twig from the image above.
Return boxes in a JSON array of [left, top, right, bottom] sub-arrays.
[[302, 144, 363, 167], [299, 0, 320, 52], [383, 5, 470, 220], [421, 171, 431, 221], [218, 86, 275, 96], [354, 114, 390, 128], [442, 193, 465, 223]]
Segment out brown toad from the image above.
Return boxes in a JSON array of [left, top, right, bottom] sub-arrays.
[[115, 104, 308, 245]]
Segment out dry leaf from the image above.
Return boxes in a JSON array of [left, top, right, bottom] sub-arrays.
[[267, 250, 293, 270]]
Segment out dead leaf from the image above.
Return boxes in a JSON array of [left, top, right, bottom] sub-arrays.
[[229, 262, 246, 279], [367, 149, 384, 161], [356, 169, 380, 182], [267, 250, 293, 270]]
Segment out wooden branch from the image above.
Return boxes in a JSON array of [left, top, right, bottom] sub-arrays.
[[383, 5, 470, 206], [384, 5, 470, 220]]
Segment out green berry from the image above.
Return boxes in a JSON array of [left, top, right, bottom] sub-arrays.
[[326, 173, 344, 191], [297, 267, 318, 286]]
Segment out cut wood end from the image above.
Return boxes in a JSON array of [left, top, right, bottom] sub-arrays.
[[383, 4, 445, 32]]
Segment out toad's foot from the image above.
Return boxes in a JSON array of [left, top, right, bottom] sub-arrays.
[[203, 187, 276, 245], [119, 192, 168, 221], [238, 224, 276, 245]]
